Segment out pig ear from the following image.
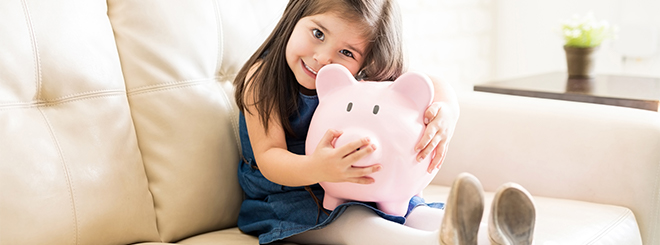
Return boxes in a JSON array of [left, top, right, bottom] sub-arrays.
[[315, 64, 356, 99], [390, 72, 434, 110]]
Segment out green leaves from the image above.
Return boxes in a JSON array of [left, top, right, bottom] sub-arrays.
[[561, 12, 615, 48]]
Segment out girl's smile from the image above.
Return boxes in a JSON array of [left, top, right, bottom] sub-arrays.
[[286, 13, 368, 91], [302, 59, 318, 77]]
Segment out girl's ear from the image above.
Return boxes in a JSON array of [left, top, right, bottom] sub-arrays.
[[315, 64, 356, 99], [390, 72, 434, 111]]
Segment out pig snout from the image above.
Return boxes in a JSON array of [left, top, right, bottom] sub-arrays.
[[334, 130, 381, 167]]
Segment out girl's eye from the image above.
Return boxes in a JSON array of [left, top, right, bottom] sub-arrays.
[[340, 49, 354, 58], [312, 29, 324, 41]]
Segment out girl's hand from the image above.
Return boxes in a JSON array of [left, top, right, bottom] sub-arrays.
[[415, 102, 459, 173], [310, 129, 381, 184]]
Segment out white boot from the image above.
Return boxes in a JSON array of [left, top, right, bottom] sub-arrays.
[[488, 183, 536, 245], [439, 173, 485, 245]]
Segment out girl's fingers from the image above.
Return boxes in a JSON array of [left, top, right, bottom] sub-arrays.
[[424, 102, 442, 124], [347, 176, 375, 185], [337, 137, 372, 156], [343, 143, 376, 162], [346, 165, 381, 184], [351, 164, 381, 177], [435, 148, 448, 169], [417, 131, 443, 162], [438, 147, 449, 169], [426, 147, 445, 173], [427, 143, 448, 173], [416, 102, 443, 151], [415, 122, 440, 152], [319, 129, 342, 148]]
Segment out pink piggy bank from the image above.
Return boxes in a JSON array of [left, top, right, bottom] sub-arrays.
[[305, 64, 437, 216]]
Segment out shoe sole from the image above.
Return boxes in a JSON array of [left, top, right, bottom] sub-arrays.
[[440, 173, 485, 245]]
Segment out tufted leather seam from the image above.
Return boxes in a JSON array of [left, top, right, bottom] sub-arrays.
[[0, 90, 125, 111], [21, 0, 43, 101], [126, 79, 217, 96], [37, 108, 79, 245], [49, 89, 126, 102], [125, 77, 243, 159], [218, 73, 237, 83], [215, 74, 242, 154], [213, 0, 223, 79], [213, 0, 244, 189], [217, 80, 242, 155], [585, 209, 633, 245]]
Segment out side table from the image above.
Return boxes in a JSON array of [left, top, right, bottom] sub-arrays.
[[474, 72, 660, 111]]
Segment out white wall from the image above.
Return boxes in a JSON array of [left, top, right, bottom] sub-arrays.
[[400, 0, 494, 92], [401, 0, 660, 91], [493, 0, 660, 81]]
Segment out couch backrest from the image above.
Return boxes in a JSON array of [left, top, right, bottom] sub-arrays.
[[0, 0, 286, 244], [436, 92, 660, 244]]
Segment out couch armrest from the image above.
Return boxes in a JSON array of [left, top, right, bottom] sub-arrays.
[[433, 91, 660, 244]]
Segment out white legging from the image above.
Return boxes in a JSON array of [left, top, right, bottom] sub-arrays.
[[284, 205, 490, 245]]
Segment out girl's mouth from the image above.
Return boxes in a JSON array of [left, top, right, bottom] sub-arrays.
[[302, 60, 318, 78]]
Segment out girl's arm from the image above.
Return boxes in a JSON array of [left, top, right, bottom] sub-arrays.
[[414, 75, 460, 173], [242, 68, 381, 187]]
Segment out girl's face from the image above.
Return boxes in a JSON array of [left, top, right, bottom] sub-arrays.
[[286, 13, 368, 90]]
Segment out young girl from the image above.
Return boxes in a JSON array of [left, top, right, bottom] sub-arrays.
[[233, 0, 534, 244]]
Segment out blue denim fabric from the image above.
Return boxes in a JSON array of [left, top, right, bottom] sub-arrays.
[[236, 93, 443, 244]]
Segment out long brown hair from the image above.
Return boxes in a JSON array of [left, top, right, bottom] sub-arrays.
[[234, 0, 404, 137]]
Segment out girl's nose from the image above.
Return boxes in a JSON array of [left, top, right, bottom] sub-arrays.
[[313, 50, 332, 65]]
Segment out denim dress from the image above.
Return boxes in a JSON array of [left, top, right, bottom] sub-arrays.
[[237, 92, 443, 244]]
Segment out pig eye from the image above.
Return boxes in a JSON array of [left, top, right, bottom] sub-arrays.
[[372, 105, 380, 115], [346, 102, 353, 112]]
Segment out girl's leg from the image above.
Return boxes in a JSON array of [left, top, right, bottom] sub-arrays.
[[284, 205, 441, 245], [405, 203, 491, 244], [285, 173, 493, 245], [404, 205, 444, 231]]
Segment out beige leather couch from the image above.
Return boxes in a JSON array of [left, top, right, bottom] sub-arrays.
[[1, 0, 658, 244]]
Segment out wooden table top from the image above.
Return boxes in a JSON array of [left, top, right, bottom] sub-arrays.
[[474, 72, 660, 111]]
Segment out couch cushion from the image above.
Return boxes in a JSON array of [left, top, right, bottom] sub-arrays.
[[423, 185, 642, 244], [178, 228, 261, 245], [137, 184, 642, 244], [107, 0, 244, 242], [216, 1, 287, 79], [0, 0, 159, 244], [134, 228, 287, 245]]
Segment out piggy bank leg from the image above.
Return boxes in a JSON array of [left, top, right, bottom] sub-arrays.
[[322, 194, 345, 211], [377, 201, 409, 217]]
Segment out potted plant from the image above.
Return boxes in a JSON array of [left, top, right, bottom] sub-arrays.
[[561, 12, 614, 78]]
